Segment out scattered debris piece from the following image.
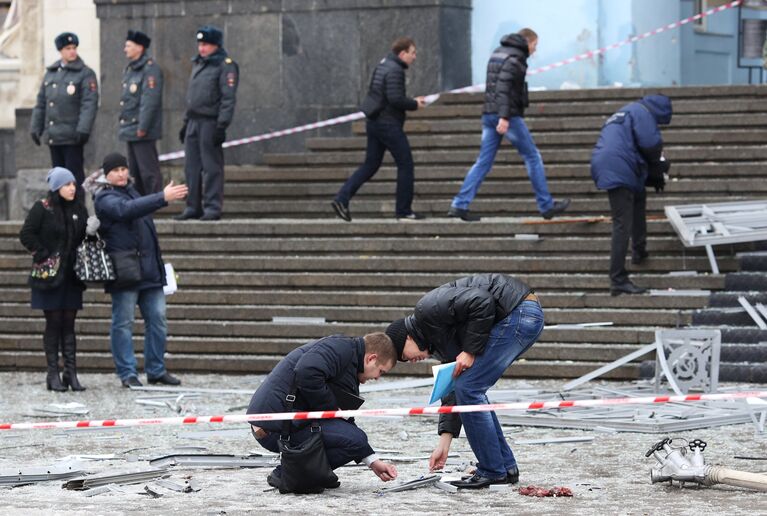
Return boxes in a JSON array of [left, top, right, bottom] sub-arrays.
[[63, 467, 170, 490], [514, 436, 594, 445], [32, 402, 89, 416], [544, 322, 613, 329], [738, 297, 767, 330], [378, 475, 440, 494], [0, 460, 84, 487], [130, 386, 252, 395], [513, 234, 540, 240], [668, 271, 699, 276], [563, 342, 656, 391], [434, 480, 458, 493], [149, 454, 276, 469], [649, 289, 710, 296], [518, 485, 574, 497], [150, 478, 202, 493], [271, 316, 326, 325], [734, 456, 767, 461], [360, 378, 434, 393], [177, 429, 248, 441]]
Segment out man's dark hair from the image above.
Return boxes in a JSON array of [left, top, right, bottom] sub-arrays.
[[392, 37, 416, 55], [518, 28, 538, 42], [363, 332, 397, 367]]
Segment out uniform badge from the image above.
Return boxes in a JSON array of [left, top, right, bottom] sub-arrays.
[[226, 72, 236, 88], [89, 80, 97, 92], [147, 76, 156, 89], [129, 82, 138, 94], [66, 83, 76, 95]]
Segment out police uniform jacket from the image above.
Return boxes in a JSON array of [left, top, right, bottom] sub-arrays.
[[483, 34, 530, 119], [184, 48, 238, 129], [369, 53, 418, 125], [246, 335, 374, 456], [94, 182, 167, 294], [31, 57, 99, 145], [119, 54, 163, 142]]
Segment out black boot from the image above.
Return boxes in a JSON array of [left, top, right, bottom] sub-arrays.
[[43, 334, 66, 392], [61, 334, 86, 391]]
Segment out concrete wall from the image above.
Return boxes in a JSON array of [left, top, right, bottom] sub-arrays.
[[90, 0, 472, 166]]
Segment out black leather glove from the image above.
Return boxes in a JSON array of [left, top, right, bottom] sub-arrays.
[[33, 248, 50, 263], [77, 132, 90, 145], [30, 132, 41, 146], [213, 126, 226, 146], [179, 122, 187, 144]]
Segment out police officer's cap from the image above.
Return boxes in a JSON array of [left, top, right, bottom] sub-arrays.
[[126, 30, 151, 49], [196, 25, 223, 47], [55, 32, 79, 51]]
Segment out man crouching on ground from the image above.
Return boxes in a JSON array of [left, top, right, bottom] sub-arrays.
[[247, 332, 399, 489]]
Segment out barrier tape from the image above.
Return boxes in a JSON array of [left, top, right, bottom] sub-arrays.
[[2, 389, 764, 432], [156, 0, 741, 162]]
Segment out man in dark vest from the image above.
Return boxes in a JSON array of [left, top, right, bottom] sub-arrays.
[[177, 25, 239, 221], [118, 30, 164, 196], [31, 32, 99, 191]]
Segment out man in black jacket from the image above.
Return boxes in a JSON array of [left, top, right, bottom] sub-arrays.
[[447, 28, 569, 222], [332, 37, 426, 222], [385, 274, 544, 488], [176, 25, 239, 221], [247, 333, 399, 489]]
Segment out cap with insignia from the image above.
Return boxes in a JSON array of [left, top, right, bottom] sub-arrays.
[[55, 32, 79, 51], [196, 25, 223, 47]]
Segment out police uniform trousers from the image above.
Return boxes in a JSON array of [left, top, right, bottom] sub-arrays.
[[608, 186, 647, 285], [183, 118, 224, 217], [49, 145, 85, 186], [127, 140, 162, 195]]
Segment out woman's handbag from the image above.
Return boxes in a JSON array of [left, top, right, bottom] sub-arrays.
[[276, 385, 338, 494], [75, 236, 116, 283], [29, 253, 62, 289], [110, 249, 142, 289]]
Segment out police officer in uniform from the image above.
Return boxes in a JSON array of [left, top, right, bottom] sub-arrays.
[[176, 25, 239, 221], [119, 30, 164, 196], [31, 32, 99, 190]]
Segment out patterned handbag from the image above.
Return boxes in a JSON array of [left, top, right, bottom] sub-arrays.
[[75, 236, 116, 283], [30, 253, 61, 280]]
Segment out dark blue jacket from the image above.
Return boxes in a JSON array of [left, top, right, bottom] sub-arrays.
[[94, 183, 167, 293], [590, 94, 672, 192], [247, 335, 371, 447]]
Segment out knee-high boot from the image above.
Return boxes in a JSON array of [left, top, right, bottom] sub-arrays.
[[43, 333, 66, 392], [61, 334, 86, 391]]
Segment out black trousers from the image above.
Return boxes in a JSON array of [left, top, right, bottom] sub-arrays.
[[608, 187, 647, 285], [49, 145, 84, 185], [335, 119, 415, 216], [127, 140, 162, 195], [183, 118, 224, 217]]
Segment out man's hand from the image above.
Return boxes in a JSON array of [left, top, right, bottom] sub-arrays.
[[178, 122, 187, 144], [370, 460, 398, 482], [163, 180, 188, 202], [415, 96, 427, 109], [429, 433, 453, 471], [496, 117, 509, 135], [77, 132, 90, 145], [453, 351, 475, 378], [136, 129, 147, 138]]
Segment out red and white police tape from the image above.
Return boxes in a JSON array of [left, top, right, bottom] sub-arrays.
[[2, 389, 764, 432], [157, 0, 742, 162]]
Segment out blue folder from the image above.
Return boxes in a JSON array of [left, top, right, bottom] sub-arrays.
[[428, 362, 457, 405]]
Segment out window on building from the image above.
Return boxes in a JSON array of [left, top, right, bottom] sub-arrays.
[[694, 0, 740, 30]]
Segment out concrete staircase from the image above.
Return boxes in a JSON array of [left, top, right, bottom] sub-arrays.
[[1, 84, 766, 379]]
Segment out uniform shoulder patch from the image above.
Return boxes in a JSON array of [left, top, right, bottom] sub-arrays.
[[225, 57, 233, 64]]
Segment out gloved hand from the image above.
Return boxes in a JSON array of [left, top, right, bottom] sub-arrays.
[[78, 132, 90, 145], [33, 248, 50, 263], [213, 126, 226, 146], [86, 215, 100, 236], [179, 122, 188, 144], [646, 172, 666, 193], [30, 132, 41, 146]]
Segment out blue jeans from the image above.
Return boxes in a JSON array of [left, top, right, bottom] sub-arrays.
[[454, 299, 545, 478], [110, 287, 168, 380], [335, 119, 415, 216], [451, 114, 553, 213]]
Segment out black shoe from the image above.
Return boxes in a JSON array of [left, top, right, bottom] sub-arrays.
[[447, 206, 481, 222], [121, 376, 143, 388], [396, 212, 425, 221], [507, 465, 520, 484], [174, 210, 201, 221], [632, 249, 649, 265], [610, 281, 647, 296], [449, 472, 508, 489], [331, 200, 352, 222], [267, 466, 282, 489], [147, 372, 181, 385], [199, 212, 221, 221], [542, 198, 571, 220]]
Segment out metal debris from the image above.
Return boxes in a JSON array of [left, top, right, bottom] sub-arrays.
[[513, 436, 595, 445], [738, 296, 767, 330], [149, 454, 277, 469], [0, 460, 84, 487], [63, 467, 170, 490], [271, 316, 326, 325], [563, 342, 656, 391], [32, 402, 89, 416], [378, 475, 440, 494]]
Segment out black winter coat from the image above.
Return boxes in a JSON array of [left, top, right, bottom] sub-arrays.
[[482, 34, 530, 119], [19, 196, 87, 289], [369, 53, 418, 125], [95, 183, 167, 293], [246, 335, 373, 456]]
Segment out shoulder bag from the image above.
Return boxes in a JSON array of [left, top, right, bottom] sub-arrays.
[[28, 253, 63, 290], [75, 235, 116, 283]]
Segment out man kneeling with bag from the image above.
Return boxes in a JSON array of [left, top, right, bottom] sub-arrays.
[[247, 332, 399, 493]]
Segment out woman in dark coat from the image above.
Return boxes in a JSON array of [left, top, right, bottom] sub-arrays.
[[19, 167, 89, 391]]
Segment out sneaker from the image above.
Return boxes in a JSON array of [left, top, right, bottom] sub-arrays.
[[542, 199, 571, 220], [331, 200, 352, 222], [396, 212, 425, 221], [447, 206, 481, 222], [121, 376, 142, 388]]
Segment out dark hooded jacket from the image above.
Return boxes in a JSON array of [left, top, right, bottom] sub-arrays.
[[590, 94, 673, 192], [483, 34, 530, 118], [367, 52, 418, 125], [184, 47, 239, 129], [246, 335, 374, 459]]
